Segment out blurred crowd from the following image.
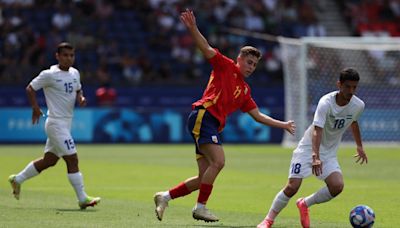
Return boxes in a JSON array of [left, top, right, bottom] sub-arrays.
[[338, 0, 400, 37], [0, 0, 326, 87], [0, 0, 398, 88]]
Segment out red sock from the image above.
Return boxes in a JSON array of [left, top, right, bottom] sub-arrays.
[[197, 183, 213, 204], [169, 182, 191, 199]]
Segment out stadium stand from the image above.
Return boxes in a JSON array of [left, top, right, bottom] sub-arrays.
[[0, 1, 398, 93]]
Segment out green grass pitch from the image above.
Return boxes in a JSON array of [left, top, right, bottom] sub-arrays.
[[1, 144, 399, 227]]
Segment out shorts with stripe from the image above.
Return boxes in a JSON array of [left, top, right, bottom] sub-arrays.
[[187, 106, 221, 159]]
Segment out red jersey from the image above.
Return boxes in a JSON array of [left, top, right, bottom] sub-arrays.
[[192, 49, 257, 132]]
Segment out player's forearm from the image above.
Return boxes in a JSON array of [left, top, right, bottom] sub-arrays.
[[312, 127, 322, 158], [188, 27, 215, 59], [77, 89, 83, 99], [351, 122, 363, 148], [255, 113, 288, 129], [26, 85, 40, 110]]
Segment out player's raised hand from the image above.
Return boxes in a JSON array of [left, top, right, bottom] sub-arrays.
[[180, 9, 196, 29], [286, 120, 296, 135], [354, 146, 368, 164]]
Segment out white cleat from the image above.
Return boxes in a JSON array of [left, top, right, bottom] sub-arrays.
[[154, 192, 168, 221], [192, 207, 219, 222], [8, 174, 21, 200]]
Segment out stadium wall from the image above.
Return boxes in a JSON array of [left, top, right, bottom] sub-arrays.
[[0, 86, 285, 144]]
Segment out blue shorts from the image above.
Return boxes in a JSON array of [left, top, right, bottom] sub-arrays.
[[187, 107, 222, 158]]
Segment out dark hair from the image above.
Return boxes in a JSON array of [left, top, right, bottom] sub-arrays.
[[57, 42, 74, 53], [339, 68, 360, 82], [239, 46, 262, 60]]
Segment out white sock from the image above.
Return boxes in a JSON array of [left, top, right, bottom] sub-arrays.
[[15, 162, 39, 183], [304, 186, 333, 207], [68, 172, 88, 202], [266, 190, 291, 220], [162, 191, 171, 201], [195, 202, 205, 209]]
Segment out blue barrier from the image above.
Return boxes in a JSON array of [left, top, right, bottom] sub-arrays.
[[0, 107, 283, 143]]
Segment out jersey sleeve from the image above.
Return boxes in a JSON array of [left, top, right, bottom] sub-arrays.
[[353, 100, 365, 121], [208, 48, 234, 72], [240, 96, 257, 113], [30, 70, 50, 91], [313, 96, 330, 128]]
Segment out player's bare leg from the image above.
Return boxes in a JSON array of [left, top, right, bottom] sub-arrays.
[[192, 144, 223, 222], [154, 156, 208, 221]]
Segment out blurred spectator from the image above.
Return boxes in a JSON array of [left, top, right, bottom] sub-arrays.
[[96, 83, 117, 107], [0, 0, 343, 87], [52, 4, 72, 31], [120, 53, 143, 85]]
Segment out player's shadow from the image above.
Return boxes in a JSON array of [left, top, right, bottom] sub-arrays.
[[55, 208, 98, 213], [191, 225, 254, 228]]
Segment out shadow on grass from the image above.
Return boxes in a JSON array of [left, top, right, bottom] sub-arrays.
[[174, 225, 254, 228], [55, 208, 98, 213]]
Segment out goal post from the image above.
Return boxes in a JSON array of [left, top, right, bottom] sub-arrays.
[[280, 37, 400, 147]]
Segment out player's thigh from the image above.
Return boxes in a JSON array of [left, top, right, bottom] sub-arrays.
[[318, 158, 342, 181], [187, 108, 222, 159], [45, 119, 77, 156], [199, 143, 225, 165], [324, 171, 344, 187], [288, 153, 312, 179]]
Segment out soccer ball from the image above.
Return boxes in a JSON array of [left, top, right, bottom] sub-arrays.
[[349, 205, 375, 228]]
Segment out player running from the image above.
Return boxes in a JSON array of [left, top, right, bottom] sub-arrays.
[[154, 9, 295, 223], [8, 42, 100, 210], [257, 68, 368, 228]]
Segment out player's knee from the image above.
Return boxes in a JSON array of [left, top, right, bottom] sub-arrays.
[[211, 160, 225, 171], [47, 159, 58, 167], [329, 182, 344, 197], [284, 184, 299, 197]]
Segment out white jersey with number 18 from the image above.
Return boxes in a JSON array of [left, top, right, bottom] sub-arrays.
[[294, 91, 365, 160]]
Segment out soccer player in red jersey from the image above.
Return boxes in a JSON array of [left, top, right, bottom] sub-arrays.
[[154, 9, 296, 223]]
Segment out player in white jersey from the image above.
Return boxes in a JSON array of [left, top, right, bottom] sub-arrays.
[[8, 42, 100, 209], [257, 68, 368, 228]]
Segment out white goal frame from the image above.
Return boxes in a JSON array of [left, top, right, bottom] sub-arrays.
[[280, 37, 400, 147]]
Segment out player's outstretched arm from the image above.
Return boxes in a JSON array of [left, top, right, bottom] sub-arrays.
[[247, 108, 295, 135], [26, 85, 43, 124], [351, 121, 368, 164], [180, 9, 216, 59]]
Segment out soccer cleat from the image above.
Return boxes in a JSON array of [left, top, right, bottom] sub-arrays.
[[296, 198, 310, 228], [192, 207, 219, 222], [257, 219, 274, 228], [79, 196, 101, 209], [8, 174, 21, 200], [154, 192, 168, 221]]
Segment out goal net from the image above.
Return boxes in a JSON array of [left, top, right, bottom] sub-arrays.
[[280, 37, 400, 146]]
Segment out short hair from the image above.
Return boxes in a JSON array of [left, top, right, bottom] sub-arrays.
[[57, 42, 74, 53], [239, 46, 262, 60], [339, 68, 360, 82]]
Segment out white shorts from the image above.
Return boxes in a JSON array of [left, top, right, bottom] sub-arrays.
[[288, 150, 342, 180], [44, 117, 77, 157]]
